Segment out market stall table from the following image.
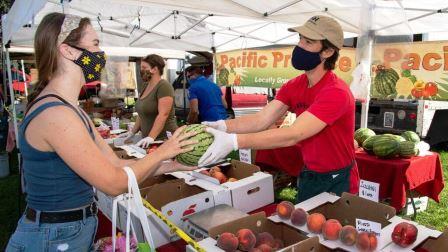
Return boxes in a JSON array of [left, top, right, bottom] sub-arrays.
[[255, 147, 444, 213], [355, 149, 444, 212]]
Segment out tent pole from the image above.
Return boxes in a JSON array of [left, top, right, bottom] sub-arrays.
[[264, 0, 303, 16], [5, 47, 19, 147], [175, 14, 212, 39], [357, 1, 375, 129], [21, 60, 28, 97], [129, 11, 174, 46]]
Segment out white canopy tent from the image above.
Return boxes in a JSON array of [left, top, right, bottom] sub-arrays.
[[4, 0, 448, 145]]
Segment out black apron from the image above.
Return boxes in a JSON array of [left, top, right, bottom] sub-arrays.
[[296, 161, 354, 203]]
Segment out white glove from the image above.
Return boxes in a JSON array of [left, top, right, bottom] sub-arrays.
[[202, 120, 227, 132], [135, 136, 154, 148], [198, 127, 238, 167], [118, 131, 135, 142]]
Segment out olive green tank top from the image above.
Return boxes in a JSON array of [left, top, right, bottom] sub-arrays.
[[135, 79, 177, 140]]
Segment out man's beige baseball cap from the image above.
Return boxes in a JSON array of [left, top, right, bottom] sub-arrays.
[[288, 15, 344, 49]]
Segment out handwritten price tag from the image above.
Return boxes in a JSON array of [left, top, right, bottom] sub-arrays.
[[359, 179, 379, 202], [356, 218, 381, 237], [239, 149, 252, 164]]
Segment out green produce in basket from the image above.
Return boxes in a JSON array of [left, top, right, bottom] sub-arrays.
[[176, 124, 214, 166], [362, 135, 382, 155], [373, 135, 400, 159], [277, 187, 298, 203], [399, 141, 419, 158], [354, 128, 376, 145], [401, 131, 420, 143]]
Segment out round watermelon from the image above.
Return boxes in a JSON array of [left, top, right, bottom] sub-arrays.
[[401, 131, 420, 143], [374, 66, 399, 95], [176, 124, 214, 166], [373, 135, 400, 159], [355, 128, 376, 145], [362, 135, 382, 155], [398, 141, 419, 158], [384, 134, 406, 143]]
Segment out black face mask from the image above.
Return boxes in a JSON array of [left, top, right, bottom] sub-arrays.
[[140, 70, 152, 82], [291, 45, 323, 71], [71, 45, 106, 83]]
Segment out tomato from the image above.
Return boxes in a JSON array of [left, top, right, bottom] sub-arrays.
[[424, 82, 438, 96]]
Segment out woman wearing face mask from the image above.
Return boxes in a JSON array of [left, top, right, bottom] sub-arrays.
[[120, 54, 178, 148], [6, 13, 197, 251], [198, 15, 359, 203]]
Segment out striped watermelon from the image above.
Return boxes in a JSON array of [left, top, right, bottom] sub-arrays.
[[362, 135, 382, 155], [355, 128, 376, 145], [401, 131, 420, 143], [384, 134, 406, 142], [399, 141, 419, 158], [374, 66, 399, 95], [373, 135, 400, 158], [176, 124, 214, 166]]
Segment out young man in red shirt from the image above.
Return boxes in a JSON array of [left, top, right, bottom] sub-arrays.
[[199, 15, 359, 202]]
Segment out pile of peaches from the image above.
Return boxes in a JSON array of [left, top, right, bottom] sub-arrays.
[[276, 201, 419, 251], [198, 167, 238, 184], [216, 229, 284, 252]]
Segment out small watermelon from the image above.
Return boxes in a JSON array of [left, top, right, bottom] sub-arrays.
[[373, 135, 400, 159], [355, 128, 376, 145], [399, 141, 418, 158], [401, 131, 420, 143], [176, 124, 214, 166], [362, 135, 382, 155]]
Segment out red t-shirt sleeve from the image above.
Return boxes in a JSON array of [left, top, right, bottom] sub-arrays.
[[275, 79, 294, 107], [307, 87, 350, 125]]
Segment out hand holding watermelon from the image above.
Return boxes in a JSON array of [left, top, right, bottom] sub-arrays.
[[198, 127, 238, 167], [156, 160, 198, 175], [154, 125, 199, 161]]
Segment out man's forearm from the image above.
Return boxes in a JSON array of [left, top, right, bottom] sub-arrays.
[[226, 114, 271, 134], [237, 127, 300, 150]]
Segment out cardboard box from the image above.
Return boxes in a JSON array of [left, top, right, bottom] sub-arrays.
[[171, 160, 274, 213], [187, 212, 323, 252], [270, 192, 397, 251], [97, 175, 217, 248], [415, 228, 448, 252]]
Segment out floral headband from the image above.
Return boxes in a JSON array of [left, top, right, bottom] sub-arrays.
[[57, 14, 82, 45]]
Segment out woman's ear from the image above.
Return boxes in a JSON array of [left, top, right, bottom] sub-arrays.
[[58, 43, 80, 61], [321, 47, 335, 59]]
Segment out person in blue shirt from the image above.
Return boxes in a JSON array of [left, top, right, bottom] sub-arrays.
[[186, 66, 228, 123]]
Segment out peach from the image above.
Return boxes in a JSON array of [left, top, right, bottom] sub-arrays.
[[273, 239, 284, 250], [209, 166, 221, 176], [290, 208, 308, 226], [237, 229, 256, 251], [322, 219, 342, 240], [228, 177, 238, 182], [306, 213, 326, 234], [256, 244, 273, 252], [356, 232, 378, 251], [217, 232, 239, 252], [199, 170, 210, 176], [339, 225, 358, 246], [212, 171, 228, 184], [255, 232, 275, 247], [276, 201, 294, 220]]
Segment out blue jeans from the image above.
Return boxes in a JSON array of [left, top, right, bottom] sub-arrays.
[[6, 213, 98, 252]]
